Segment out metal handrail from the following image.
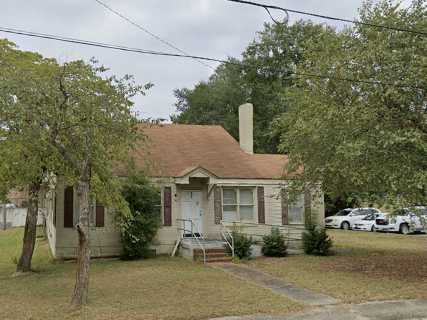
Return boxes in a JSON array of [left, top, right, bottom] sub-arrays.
[[220, 220, 234, 259], [175, 218, 207, 264], [220, 220, 303, 246]]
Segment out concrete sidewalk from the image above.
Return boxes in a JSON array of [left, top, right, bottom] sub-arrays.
[[212, 263, 427, 320], [210, 300, 427, 320], [212, 263, 339, 306]]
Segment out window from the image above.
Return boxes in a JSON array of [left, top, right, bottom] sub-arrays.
[[223, 189, 237, 222], [363, 213, 376, 221], [240, 189, 254, 221], [222, 188, 254, 222], [353, 208, 376, 216], [288, 194, 304, 224], [336, 209, 352, 216]]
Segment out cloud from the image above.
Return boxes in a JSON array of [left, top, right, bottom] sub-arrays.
[[1, 0, 370, 119]]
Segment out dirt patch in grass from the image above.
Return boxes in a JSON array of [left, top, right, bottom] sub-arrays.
[[0, 228, 301, 320], [248, 230, 427, 303]]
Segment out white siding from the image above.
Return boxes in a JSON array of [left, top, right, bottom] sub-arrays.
[[46, 176, 325, 258]]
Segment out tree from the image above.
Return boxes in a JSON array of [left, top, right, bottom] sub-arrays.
[[279, 0, 427, 205], [1, 39, 150, 303], [172, 21, 337, 153], [173, 59, 246, 145], [0, 40, 60, 273], [42, 60, 149, 305]]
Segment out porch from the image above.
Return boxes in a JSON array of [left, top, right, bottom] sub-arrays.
[[171, 217, 305, 263]]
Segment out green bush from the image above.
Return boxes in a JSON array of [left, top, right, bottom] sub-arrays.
[[262, 227, 287, 257], [302, 224, 333, 256], [119, 173, 161, 260], [227, 231, 254, 259]]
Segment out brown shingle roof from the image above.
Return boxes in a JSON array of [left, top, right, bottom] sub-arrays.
[[130, 124, 288, 179]]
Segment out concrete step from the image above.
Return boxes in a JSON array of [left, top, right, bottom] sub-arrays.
[[194, 251, 229, 258], [193, 248, 227, 255], [206, 257, 233, 263], [194, 255, 233, 263]]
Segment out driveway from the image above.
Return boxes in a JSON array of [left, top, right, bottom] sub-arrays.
[[211, 300, 427, 320]]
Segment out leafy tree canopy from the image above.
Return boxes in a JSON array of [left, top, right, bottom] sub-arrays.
[[279, 0, 427, 205], [0, 40, 61, 193], [0, 38, 151, 302], [172, 21, 337, 153]]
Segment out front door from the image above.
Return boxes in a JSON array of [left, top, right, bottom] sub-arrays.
[[181, 191, 203, 237]]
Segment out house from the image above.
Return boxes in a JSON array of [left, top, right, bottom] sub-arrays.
[[44, 104, 324, 259]]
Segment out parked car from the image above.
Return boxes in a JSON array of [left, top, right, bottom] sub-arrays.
[[353, 212, 384, 232], [375, 207, 427, 234], [325, 208, 381, 230], [1, 203, 16, 209]]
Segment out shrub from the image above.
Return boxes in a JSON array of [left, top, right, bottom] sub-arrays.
[[262, 227, 287, 257], [119, 173, 161, 260], [302, 223, 333, 256], [227, 231, 254, 259]]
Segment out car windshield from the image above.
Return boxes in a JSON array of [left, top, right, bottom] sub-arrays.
[[363, 213, 375, 220], [415, 208, 427, 215], [392, 209, 407, 216], [407, 208, 427, 216], [335, 210, 351, 216]]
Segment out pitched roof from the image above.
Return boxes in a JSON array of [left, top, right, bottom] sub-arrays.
[[129, 124, 288, 179]]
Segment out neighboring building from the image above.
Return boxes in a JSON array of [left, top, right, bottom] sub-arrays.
[[0, 206, 43, 230], [1, 190, 43, 230], [7, 189, 29, 208], [44, 104, 324, 259]]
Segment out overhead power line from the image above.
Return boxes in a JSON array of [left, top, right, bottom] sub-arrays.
[[0, 26, 424, 90], [93, 0, 214, 70], [226, 0, 427, 37]]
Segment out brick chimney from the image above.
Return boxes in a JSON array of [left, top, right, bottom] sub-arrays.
[[239, 103, 253, 154]]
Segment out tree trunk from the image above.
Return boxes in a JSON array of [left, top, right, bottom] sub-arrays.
[[16, 182, 41, 273], [70, 178, 91, 306]]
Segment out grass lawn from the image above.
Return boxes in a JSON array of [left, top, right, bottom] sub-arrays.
[[248, 229, 427, 303], [0, 228, 300, 320]]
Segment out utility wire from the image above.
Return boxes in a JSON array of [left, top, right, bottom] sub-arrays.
[[93, 0, 214, 70], [0, 26, 424, 90], [226, 0, 427, 36]]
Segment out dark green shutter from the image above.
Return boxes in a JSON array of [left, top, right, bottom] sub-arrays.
[[281, 189, 289, 225], [304, 189, 312, 226], [63, 186, 74, 228], [163, 187, 172, 226], [257, 187, 265, 224], [95, 204, 105, 227], [214, 187, 222, 224]]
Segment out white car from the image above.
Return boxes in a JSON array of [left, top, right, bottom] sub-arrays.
[[353, 212, 384, 232], [325, 208, 381, 230], [375, 207, 427, 234]]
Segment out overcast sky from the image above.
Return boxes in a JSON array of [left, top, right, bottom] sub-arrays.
[[0, 0, 411, 120]]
